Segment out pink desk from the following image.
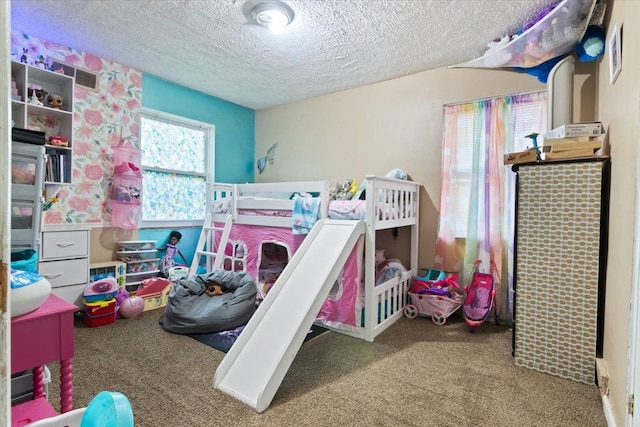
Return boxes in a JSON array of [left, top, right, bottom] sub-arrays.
[[11, 294, 77, 426]]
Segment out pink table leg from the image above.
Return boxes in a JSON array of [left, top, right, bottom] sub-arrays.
[[59, 358, 73, 413], [32, 365, 45, 399]]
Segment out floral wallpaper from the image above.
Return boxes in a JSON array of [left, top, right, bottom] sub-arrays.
[[11, 30, 142, 225]]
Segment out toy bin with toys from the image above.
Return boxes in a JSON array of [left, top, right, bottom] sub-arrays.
[[404, 271, 463, 325], [116, 240, 156, 251], [111, 144, 143, 230], [83, 299, 116, 328]]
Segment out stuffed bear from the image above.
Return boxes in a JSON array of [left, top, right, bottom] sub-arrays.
[[332, 178, 358, 200]]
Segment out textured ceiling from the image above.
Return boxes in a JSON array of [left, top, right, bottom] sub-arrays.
[[10, 0, 561, 110]]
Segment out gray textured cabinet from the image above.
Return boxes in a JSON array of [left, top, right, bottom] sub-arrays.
[[512, 157, 609, 385]]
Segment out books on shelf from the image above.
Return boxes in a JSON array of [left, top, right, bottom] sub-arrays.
[[45, 151, 71, 183]]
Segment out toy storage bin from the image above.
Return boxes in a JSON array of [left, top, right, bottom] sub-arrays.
[[117, 249, 158, 262], [125, 258, 161, 274], [111, 201, 141, 230], [10, 249, 38, 272], [126, 270, 160, 283], [117, 240, 156, 251], [112, 144, 142, 170], [83, 299, 116, 328], [125, 281, 142, 294]]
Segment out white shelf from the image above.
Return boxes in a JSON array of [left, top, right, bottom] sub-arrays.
[[11, 61, 75, 187]]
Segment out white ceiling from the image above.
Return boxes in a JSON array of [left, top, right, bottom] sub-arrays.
[[10, 0, 562, 110]]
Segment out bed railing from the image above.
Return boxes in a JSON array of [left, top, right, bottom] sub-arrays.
[[365, 175, 420, 230], [210, 181, 330, 227]]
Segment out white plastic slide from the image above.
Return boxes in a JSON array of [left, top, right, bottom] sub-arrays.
[[214, 219, 365, 413]]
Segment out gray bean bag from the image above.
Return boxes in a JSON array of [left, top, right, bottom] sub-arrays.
[[162, 270, 257, 334]]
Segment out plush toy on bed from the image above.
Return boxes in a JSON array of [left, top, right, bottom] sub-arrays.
[[331, 178, 358, 200]]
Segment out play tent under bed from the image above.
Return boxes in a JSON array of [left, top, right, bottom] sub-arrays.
[[192, 175, 420, 342]]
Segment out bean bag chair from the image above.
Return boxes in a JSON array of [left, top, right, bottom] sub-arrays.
[[162, 270, 257, 334]]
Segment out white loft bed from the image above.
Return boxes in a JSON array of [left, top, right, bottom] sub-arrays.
[[198, 175, 420, 342]]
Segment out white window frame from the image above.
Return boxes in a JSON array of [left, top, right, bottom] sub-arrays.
[[139, 108, 214, 228]]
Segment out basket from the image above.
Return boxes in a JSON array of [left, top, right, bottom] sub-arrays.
[[404, 291, 463, 325], [11, 249, 38, 272]]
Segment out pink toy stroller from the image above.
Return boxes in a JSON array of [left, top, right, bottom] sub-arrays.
[[463, 260, 499, 332]]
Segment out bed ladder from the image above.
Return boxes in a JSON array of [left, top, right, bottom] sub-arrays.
[[189, 214, 233, 276]]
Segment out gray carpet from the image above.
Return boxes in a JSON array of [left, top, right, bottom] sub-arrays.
[[45, 310, 606, 427]]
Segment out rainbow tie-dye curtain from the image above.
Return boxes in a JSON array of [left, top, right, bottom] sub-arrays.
[[434, 92, 547, 324]]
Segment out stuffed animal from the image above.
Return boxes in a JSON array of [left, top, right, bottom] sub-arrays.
[[482, 35, 515, 67], [577, 25, 605, 62], [47, 93, 64, 109], [332, 178, 358, 200]]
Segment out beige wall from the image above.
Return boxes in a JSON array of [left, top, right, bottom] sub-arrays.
[[256, 68, 546, 266], [256, 4, 639, 423], [596, 1, 640, 425], [254, 61, 602, 271]]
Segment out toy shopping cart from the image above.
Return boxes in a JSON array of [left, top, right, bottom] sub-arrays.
[[404, 274, 463, 325]]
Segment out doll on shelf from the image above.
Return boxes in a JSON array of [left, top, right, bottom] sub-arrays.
[[159, 230, 188, 277]]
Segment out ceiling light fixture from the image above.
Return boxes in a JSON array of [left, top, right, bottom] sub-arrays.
[[251, 1, 294, 33]]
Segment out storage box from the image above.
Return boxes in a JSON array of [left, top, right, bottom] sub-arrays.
[[116, 249, 158, 262], [543, 122, 603, 139], [90, 261, 127, 288], [116, 240, 156, 251], [504, 149, 538, 165], [136, 277, 172, 311], [126, 270, 160, 283], [83, 299, 116, 328], [126, 258, 161, 274]]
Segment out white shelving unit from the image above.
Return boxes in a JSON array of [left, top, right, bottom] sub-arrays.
[[11, 61, 75, 188]]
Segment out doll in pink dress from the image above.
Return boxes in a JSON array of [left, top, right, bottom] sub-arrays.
[[159, 231, 188, 276]]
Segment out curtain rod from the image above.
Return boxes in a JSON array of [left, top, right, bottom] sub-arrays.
[[443, 89, 546, 108]]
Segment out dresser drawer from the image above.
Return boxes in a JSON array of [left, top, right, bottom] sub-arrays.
[[41, 230, 89, 260], [39, 258, 89, 288]]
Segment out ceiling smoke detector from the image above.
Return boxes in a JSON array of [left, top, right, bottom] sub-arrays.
[[251, 1, 294, 32]]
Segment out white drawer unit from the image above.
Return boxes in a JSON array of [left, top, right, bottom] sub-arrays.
[[41, 230, 89, 260], [39, 258, 90, 288], [39, 227, 91, 307]]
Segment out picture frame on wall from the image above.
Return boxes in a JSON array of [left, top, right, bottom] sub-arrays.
[[609, 22, 622, 84]]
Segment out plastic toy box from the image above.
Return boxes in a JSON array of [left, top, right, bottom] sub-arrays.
[[89, 261, 126, 288], [125, 258, 161, 274], [116, 249, 158, 262], [116, 240, 156, 251], [83, 299, 116, 328]]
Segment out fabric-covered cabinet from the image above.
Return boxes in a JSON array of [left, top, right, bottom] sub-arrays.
[[512, 157, 610, 384]]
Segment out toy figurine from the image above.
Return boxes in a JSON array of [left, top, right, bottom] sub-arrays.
[[159, 231, 188, 277]]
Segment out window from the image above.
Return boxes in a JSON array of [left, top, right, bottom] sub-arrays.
[[444, 92, 547, 237], [139, 109, 214, 227]]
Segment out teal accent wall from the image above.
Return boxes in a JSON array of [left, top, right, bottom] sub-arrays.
[[139, 227, 201, 268], [142, 73, 255, 183], [140, 74, 255, 259]]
